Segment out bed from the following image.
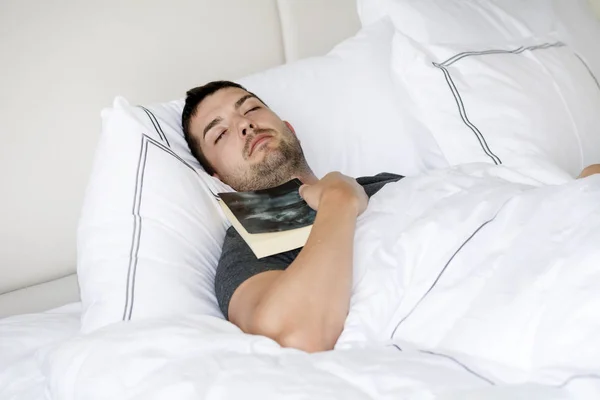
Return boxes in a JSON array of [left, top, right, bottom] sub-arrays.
[[2, 0, 600, 399]]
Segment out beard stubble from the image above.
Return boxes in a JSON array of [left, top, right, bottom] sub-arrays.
[[225, 126, 308, 191]]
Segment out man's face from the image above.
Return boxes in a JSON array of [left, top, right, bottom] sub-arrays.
[[189, 87, 305, 191]]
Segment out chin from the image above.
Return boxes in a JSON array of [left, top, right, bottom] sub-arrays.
[[252, 145, 277, 161], [265, 149, 289, 166]]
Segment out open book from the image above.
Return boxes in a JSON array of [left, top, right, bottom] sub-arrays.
[[218, 179, 315, 258]]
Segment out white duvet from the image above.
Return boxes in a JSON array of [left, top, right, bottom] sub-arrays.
[[0, 303, 80, 400], [3, 164, 600, 399]]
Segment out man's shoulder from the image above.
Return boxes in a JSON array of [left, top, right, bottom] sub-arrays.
[[224, 225, 243, 243], [220, 226, 251, 257]]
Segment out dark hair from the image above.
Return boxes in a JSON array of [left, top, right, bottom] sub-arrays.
[[181, 80, 258, 175]]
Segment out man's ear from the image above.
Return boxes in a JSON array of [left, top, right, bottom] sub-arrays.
[[284, 121, 296, 135]]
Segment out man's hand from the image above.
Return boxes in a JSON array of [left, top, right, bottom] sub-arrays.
[[228, 171, 365, 353], [578, 164, 600, 179], [299, 172, 368, 217]]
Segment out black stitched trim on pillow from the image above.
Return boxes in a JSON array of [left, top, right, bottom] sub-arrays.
[[121, 134, 217, 321], [431, 42, 570, 166], [138, 106, 171, 147], [573, 53, 600, 91]]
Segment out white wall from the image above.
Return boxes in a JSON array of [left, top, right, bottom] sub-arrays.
[[0, 0, 285, 294]]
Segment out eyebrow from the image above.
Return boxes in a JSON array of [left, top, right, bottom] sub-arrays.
[[202, 94, 258, 139], [203, 116, 222, 139], [234, 94, 256, 110]]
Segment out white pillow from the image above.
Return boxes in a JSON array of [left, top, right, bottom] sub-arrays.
[[357, 0, 556, 43], [78, 97, 231, 333], [79, 19, 446, 333], [238, 18, 447, 178], [553, 0, 600, 81], [357, 0, 600, 82], [390, 31, 600, 180]]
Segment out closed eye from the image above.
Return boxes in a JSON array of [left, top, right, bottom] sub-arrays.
[[245, 106, 260, 114], [215, 130, 226, 144]]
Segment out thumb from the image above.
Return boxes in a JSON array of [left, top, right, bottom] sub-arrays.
[[298, 184, 309, 199]]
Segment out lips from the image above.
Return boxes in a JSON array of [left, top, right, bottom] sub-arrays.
[[248, 134, 272, 156]]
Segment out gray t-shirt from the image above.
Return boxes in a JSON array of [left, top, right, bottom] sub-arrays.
[[214, 173, 404, 319]]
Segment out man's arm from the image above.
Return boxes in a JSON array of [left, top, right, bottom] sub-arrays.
[[578, 164, 600, 179], [227, 172, 368, 353]]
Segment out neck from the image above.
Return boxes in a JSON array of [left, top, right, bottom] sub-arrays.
[[293, 165, 318, 185]]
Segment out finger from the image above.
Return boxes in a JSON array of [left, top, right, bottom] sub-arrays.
[[298, 184, 308, 198]]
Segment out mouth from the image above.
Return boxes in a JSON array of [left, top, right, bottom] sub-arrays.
[[248, 134, 272, 156]]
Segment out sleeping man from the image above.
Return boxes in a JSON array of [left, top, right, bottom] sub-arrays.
[[181, 80, 600, 353]]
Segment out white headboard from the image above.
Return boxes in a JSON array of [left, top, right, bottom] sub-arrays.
[[592, 0, 600, 18], [0, 0, 359, 317]]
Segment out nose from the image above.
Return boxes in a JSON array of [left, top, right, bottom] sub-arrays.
[[237, 116, 256, 138]]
